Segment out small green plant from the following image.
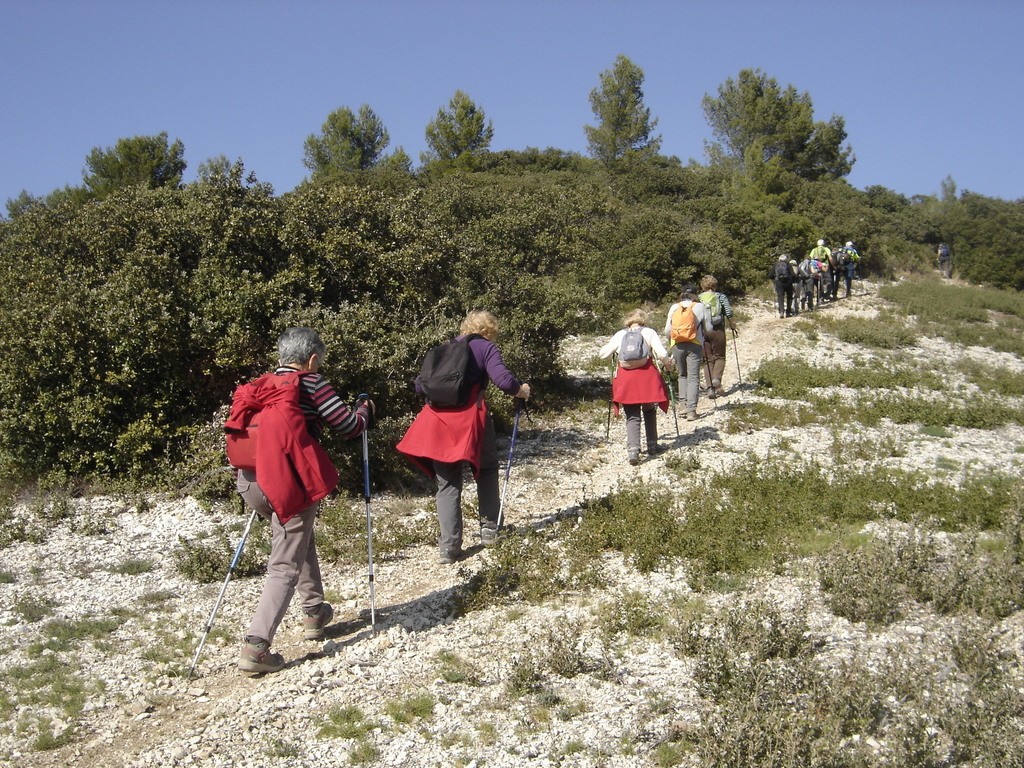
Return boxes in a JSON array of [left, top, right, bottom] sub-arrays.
[[318, 705, 379, 740], [173, 524, 266, 583], [434, 651, 483, 685], [596, 589, 663, 638], [0, 571, 15, 584], [109, 558, 155, 575], [385, 693, 435, 725]]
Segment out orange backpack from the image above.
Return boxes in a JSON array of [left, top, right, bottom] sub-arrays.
[[670, 304, 698, 344]]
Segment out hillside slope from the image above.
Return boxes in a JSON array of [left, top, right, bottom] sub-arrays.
[[3, 281, 1023, 767]]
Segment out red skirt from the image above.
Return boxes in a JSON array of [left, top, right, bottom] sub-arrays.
[[611, 361, 670, 416], [396, 397, 488, 478]]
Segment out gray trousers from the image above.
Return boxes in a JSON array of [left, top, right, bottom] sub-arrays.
[[623, 403, 658, 450], [672, 341, 703, 412], [236, 469, 323, 644], [432, 409, 500, 553]]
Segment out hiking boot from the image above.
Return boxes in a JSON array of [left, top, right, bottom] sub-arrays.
[[715, 386, 726, 398], [706, 386, 717, 399], [628, 448, 640, 465], [647, 443, 665, 456], [480, 525, 499, 547], [686, 411, 698, 422], [239, 638, 285, 674], [302, 602, 334, 641], [438, 547, 463, 565]]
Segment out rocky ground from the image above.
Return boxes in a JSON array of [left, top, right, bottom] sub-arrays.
[[2, 280, 1023, 767]]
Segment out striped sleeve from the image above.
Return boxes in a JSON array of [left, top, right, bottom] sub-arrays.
[[301, 373, 368, 439], [719, 292, 734, 318]]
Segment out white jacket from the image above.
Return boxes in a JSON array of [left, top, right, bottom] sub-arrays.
[[598, 325, 668, 360]]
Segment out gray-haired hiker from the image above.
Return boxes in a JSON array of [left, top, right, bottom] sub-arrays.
[[226, 327, 374, 674]]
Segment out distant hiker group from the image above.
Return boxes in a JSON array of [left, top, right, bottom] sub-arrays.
[[771, 238, 860, 318], [599, 275, 737, 465]]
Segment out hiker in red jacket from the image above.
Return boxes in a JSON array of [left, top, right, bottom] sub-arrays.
[[228, 327, 374, 674], [397, 310, 530, 564]]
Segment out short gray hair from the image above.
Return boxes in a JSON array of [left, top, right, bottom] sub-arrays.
[[277, 327, 326, 366]]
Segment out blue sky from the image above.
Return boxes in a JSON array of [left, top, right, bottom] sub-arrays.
[[2, 0, 1022, 207]]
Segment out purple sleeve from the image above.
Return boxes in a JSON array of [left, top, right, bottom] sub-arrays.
[[470, 337, 522, 396]]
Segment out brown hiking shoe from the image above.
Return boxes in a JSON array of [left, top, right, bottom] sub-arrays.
[[238, 638, 285, 674], [302, 602, 334, 641]]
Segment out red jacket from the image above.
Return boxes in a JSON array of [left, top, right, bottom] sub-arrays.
[[611, 360, 670, 415], [224, 372, 339, 523], [396, 389, 488, 478]]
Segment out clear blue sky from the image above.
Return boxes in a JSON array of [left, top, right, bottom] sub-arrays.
[[2, 0, 1022, 207]]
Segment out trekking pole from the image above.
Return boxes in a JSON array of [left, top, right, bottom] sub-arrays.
[[605, 355, 616, 441], [664, 362, 680, 437], [731, 328, 742, 386], [188, 496, 258, 680], [497, 398, 524, 530], [702, 343, 718, 412], [358, 394, 376, 630]]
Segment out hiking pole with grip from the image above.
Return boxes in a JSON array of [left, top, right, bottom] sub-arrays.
[[703, 342, 718, 412], [188, 495, 258, 679], [605, 355, 616, 441], [731, 328, 742, 386], [497, 398, 524, 531], [664, 360, 679, 437], [359, 394, 376, 630]]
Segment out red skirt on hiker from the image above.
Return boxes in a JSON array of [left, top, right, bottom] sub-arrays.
[[611, 361, 670, 415], [396, 396, 489, 478]]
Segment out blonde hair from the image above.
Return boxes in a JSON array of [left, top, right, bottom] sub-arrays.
[[700, 275, 718, 291], [460, 310, 499, 341], [622, 309, 647, 328]]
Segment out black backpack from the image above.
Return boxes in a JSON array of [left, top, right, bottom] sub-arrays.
[[774, 261, 792, 284], [416, 334, 482, 407]]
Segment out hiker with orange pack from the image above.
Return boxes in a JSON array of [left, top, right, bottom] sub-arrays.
[[663, 285, 713, 423]]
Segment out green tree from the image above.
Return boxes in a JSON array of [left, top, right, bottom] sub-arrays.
[[303, 105, 391, 177], [82, 132, 187, 198], [702, 68, 853, 180], [422, 90, 494, 164], [585, 54, 661, 165]]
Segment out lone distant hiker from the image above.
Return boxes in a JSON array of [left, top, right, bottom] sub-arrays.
[[664, 285, 713, 422], [809, 239, 832, 303], [937, 243, 952, 278], [698, 275, 737, 398], [598, 309, 671, 465], [226, 327, 374, 675], [396, 310, 530, 565]]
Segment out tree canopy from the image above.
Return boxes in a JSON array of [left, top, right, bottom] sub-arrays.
[[303, 105, 391, 177], [83, 131, 187, 198], [702, 68, 853, 181], [422, 90, 494, 165], [585, 54, 661, 165]]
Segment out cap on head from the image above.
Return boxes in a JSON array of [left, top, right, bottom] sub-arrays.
[[846, 241, 853, 247], [789, 259, 797, 265], [778, 254, 788, 261], [817, 239, 825, 247]]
